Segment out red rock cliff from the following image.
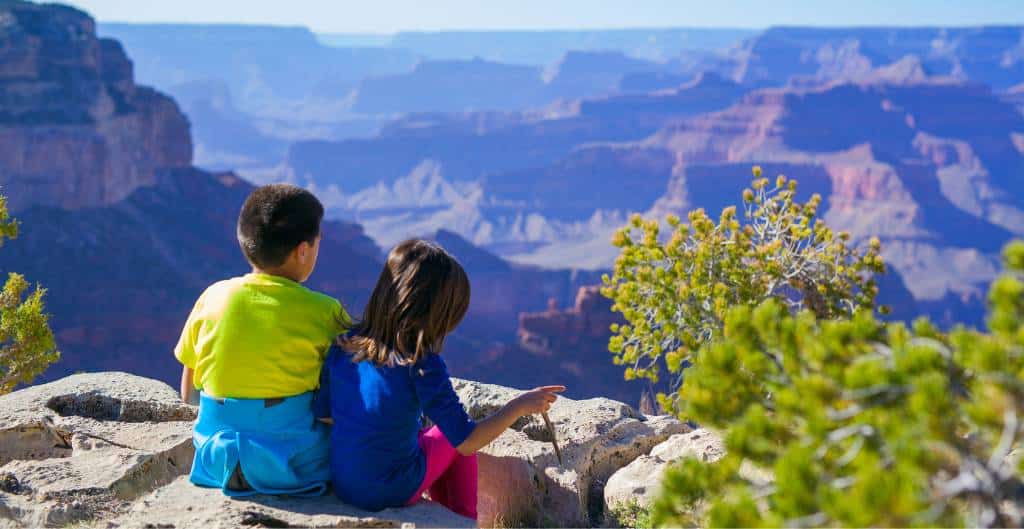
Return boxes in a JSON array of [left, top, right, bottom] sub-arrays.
[[0, 2, 191, 212], [518, 286, 621, 354]]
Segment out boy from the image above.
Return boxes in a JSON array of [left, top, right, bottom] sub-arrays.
[[175, 183, 349, 496]]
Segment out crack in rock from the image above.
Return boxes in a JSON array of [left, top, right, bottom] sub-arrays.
[[45, 392, 197, 423]]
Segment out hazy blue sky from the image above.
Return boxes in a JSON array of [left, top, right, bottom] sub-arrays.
[[64, 0, 1024, 33]]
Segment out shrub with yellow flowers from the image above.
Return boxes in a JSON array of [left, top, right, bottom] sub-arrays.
[[652, 240, 1024, 527], [0, 195, 58, 394], [602, 166, 885, 413]]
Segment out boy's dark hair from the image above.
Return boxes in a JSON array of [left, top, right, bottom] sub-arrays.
[[237, 184, 324, 268], [341, 239, 471, 366]]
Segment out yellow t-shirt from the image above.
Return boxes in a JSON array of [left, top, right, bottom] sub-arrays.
[[174, 273, 350, 399]]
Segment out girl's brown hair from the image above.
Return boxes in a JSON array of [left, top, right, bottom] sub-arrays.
[[341, 239, 471, 366]]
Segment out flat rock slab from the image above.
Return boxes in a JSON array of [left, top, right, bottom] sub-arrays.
[[109, 476, 476, 529], [0, 371, 196, 468], [0, 373, 198, 527], [453, 379, 689, 527]]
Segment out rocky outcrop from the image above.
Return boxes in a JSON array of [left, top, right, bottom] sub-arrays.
[[452, 378, 689, 527], [602, 429, 774, 523], [0, 373, 688, 528], [519, 286, 619, 353], [0, 1, 192, 213], [510, 286, 650, 404], [0, 372, 196, 527], [428, 230, 602, 342]]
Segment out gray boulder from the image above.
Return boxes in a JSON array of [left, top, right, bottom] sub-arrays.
[[602, 428, 775, 525], [602, 429, 725, 516]]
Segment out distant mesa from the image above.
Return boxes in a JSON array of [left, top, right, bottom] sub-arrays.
[[730, 26, 1024, 90], [581, 71, 748, 122], [352, 58, 544, 114], [386, 28, 759, 64]]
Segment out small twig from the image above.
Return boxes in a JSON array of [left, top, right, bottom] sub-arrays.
[[541, 412, 563, 465]]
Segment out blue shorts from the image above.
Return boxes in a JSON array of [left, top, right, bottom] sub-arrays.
[[189, 392, 330, 497]]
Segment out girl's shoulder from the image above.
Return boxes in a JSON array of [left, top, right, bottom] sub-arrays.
[[324, 342, 356, 367], [410, 352, 449, 380]]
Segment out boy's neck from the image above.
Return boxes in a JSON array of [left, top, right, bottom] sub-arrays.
[[251, 266, 304, 283]]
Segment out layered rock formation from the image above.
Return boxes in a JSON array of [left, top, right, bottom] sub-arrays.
[[0, 1, 381, 386], [0, 372, 694, 528], [0, 166, 382, 384], [642, 81, 1024, 324], [508, 286, 650, 404], [0, 0, 633, 403], [518, 287, 618, 354], [429, 230, 602, 346], [0, 2, 191, 212], [287, 73, 744, 263]]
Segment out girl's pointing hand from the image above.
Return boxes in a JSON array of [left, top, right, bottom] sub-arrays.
[[512, 385, 566, 415]]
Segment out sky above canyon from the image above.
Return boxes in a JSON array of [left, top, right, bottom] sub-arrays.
[[64, 0, 1024, 33]]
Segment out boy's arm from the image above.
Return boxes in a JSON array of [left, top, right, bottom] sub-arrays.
[[180, 367, 199, 405], [175, 291, 206, 406]]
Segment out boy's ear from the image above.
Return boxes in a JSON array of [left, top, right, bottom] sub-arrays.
[[296, 241, 312, 264]]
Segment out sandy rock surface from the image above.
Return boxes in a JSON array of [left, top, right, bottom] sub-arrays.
[[109, 476, 475, 529]]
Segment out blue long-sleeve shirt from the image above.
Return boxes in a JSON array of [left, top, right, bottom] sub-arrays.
[[313, 345, 476, 511]]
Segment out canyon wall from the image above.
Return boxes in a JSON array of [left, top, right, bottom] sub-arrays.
[[0, 2, 191, 212]]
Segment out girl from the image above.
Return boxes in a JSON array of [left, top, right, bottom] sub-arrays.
[[313, 239, 564, 520]]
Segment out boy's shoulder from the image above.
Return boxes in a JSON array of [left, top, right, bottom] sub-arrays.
[[285, 283, 350, 332], [219, 274, 342, 311], [205, 276, 246, 295], [193, 277, 247, 308], [298, 286, 342, 311]]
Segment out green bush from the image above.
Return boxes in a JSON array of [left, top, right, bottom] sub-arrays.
[[607, 498, 654, 529], [0, 196, 58, 394], [602, 167, 884, 413], [651, 241, 1024, 527]]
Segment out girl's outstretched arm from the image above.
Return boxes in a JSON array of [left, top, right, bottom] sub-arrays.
[[455, 385, 565, 455]]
